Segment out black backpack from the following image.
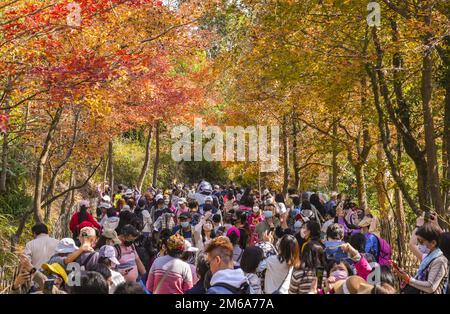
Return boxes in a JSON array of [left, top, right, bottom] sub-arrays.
[[212, 282, 251, 294]]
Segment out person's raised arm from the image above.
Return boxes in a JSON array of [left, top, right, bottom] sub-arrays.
[[64, 242, 93, 264]]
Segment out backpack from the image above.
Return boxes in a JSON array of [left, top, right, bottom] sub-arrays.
[[375, 235, 392, 266], [211, 282, 251, 294]]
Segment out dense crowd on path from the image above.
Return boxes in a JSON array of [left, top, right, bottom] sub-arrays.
[[11, 181, 450, 294]]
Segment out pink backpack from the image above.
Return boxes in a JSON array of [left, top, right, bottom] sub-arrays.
[[376, 236, 392, 266]]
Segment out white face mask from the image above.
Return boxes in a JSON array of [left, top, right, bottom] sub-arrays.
[[253, 207, 260, 213]]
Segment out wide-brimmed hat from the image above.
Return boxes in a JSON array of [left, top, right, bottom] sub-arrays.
[[55, 238, 79, 254], [184, 240, 199, 253], [41, 263, 68, 284], [334, 276, 374, 294], [101, 229, 121, 245]]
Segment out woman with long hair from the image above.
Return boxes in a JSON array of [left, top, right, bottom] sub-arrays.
[[263, 234, 300, 294]]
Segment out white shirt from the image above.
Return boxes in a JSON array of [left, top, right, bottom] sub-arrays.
[[264, 255, 292, 294], [109, 269, 126, 294], [142, 209, 153, 232], [24, 234, 59, 269]]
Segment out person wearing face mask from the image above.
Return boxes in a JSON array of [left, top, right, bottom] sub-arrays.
[[395, 223, 448, 294], [248, 205, 264, 246], [255, 203, 280, 244], [324, 260, 354, 293], [299, 221, 322, 254], [193, 211, 216, 251], [200, 196, 219, 215], [409, 212, 442, 262], [172, 212, 194, 245], [117, 224, 146, 283]]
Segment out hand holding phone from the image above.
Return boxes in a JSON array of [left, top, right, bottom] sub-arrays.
[[43, 279, 55, 294]]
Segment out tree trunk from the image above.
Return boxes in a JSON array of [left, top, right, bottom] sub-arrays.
[[0, 130, 8, 193], [375, 143, 388, 220], [282, 115, 289, 195], [108, 141, 114, 193], [421, 11, 444, 218], [395, 133, 407, 260], [152, 120, 160, 188], [137, 125, 153, 192], [355, 163, 368, 211], [331, 121, 338, 191], [11, 210, 32, 252], [439, 36, 450, 212], [366, 62, 421, 215], [292, 112, 300, 191], [33, 108, 63, 223], [0, 79, 11, 193]]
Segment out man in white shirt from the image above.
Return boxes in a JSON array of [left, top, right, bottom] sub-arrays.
[[23, 223, 59, 269]]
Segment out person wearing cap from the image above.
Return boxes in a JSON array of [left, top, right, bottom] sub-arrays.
[[40, 263, 69, 294], [181, 240, 200, 284], [174, 197, 189, 223], [255, 202, 280, 244], [146, 233, 193, 294], [98, 202, 112, 227], [152, 193, 169, 222], [172, 212, 194, 245], [75, 226, 100, 271], [200, 195, 218, 215], [358, 215, 380, 262], [96, 228, 121, 249], [11, 257, 68, 294], [98, 245, 125, 293]]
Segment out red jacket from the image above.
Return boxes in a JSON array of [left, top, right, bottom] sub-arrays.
[[69, 212, 101, 233]]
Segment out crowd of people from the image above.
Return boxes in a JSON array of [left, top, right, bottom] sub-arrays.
[[11, 180, 450, 294]]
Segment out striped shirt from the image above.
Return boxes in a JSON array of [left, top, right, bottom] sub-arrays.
[[289, 268, 327, 294], [146, 255, 193, 294]]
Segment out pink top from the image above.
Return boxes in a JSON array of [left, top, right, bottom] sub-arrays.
[[354, 254, 372, 280], [117, 245, 138, 282], [146, 255, 193, 294]]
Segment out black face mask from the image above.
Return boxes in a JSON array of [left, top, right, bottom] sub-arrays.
[[123, 240, 134, 247]]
